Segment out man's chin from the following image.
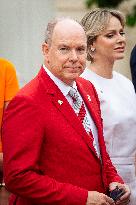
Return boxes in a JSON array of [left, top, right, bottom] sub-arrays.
[[69, 73, 81, 80], [60, 72, 83, 85], [62, 76, 77, 85]]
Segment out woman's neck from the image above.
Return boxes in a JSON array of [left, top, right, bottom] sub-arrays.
[[88, 61, 114, 79]]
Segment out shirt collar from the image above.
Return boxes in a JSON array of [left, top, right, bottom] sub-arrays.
[[42, 64, 77, 97]]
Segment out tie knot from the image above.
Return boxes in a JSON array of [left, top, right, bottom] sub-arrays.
[[69, 87, 79, 101]]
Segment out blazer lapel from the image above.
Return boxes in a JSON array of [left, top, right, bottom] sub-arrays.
[[38, 67, 89, 138], [76, 77, 102, 132], [51, 92, 98, 158], [76, 77, 103, 159], [50, 91, 88, 137]]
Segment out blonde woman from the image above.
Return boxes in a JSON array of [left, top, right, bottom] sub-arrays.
[[81, 8, 136, 205]]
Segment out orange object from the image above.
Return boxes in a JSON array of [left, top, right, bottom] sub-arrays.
[[0, 58, 19, 152]]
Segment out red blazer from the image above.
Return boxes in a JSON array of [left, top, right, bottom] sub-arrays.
[[2, 67, 123, 205]]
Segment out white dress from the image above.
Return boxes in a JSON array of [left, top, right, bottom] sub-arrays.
[[81, 69, 136, 205]]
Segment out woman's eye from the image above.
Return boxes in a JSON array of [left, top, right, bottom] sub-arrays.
[[106, 34, 114, 38], [120, 31, 125, 36]]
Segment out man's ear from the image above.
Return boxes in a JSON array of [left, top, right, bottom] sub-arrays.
[[42, 42, 50, 65], [42, 42, 49, 56]]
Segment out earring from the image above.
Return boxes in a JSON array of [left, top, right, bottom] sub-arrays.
[[90, 47, 96, 52]]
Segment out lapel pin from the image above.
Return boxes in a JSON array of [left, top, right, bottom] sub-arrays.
[[87, 95, 91, 102], [58, 100, 63, 105]]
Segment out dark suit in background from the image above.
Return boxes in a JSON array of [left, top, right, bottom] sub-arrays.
[[130, 45, 136, 92]]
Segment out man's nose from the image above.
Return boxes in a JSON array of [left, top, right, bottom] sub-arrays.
[[69, 50, 78, 61]]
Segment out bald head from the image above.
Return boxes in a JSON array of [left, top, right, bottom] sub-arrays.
[[54, 18, 85, 34], [45, 17, 86, 46], [50, 19, 86, 48]]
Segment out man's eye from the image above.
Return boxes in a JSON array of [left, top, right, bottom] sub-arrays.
[[77, 47, 86, 53], [59, 47, 69, 51], [60, 47, 67, 50]]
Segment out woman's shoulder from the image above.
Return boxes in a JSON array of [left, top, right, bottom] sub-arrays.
[[113, 71, 135, 91], [113, 71, 132, 83], [81, 68, 101, 81]]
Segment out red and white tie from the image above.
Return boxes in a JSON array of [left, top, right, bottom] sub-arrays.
[[69, 87, 100, 157], [69, 87, 91, 134]]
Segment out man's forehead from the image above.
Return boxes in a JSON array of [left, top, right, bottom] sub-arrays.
[[51, 35, 86, 48], [53, 19, 85, 36], [54, 38, 86, 46], [51, 20, 86, 43]]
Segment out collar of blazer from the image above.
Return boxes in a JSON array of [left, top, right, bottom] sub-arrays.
[[77, 77, 105, 160], [76, 77, 103, 132], [38, 67, 101, 159]]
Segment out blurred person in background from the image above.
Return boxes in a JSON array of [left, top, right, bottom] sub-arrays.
[[130, 45, 136, 92], [0, 58, 19, 205], [81, 8, 136, 205]]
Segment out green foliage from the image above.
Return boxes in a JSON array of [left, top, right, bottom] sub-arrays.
[[85, 0, 136, 27], [85, 0, 96, 8], [126, 5, 136, 27], [85, 0, 124, 8]]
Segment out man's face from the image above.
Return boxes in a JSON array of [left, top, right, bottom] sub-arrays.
[[43, 20, 87, 85]]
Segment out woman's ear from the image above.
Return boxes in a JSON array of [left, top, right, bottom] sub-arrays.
[[90, 42, 96, 52], [88, 42, 95, 52], [87, 44, 96, 61], [90, 40, 96, 52], [90, 47, 96, 52]]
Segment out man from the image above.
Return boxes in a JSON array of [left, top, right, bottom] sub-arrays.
[[2, 18, 130, 205], [0, 58, 19, 205], [130, 45, 136, 92]]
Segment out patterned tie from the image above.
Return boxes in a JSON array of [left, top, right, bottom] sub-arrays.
[[69, 87, 91, 134], [69, 87, 100, 157]]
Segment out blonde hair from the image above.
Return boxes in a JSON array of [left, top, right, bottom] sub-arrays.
[[80, 8, 125, 61]]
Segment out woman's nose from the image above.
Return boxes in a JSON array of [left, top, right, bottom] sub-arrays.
[[117, 34, 126, 43]]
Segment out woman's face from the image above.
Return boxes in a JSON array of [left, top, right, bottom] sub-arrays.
[[92, 16, 126, 63]]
